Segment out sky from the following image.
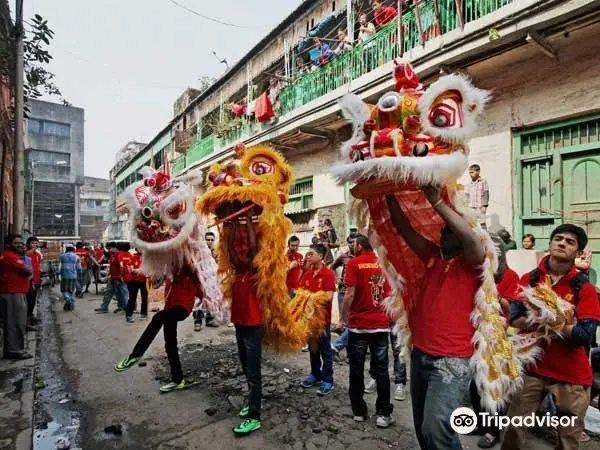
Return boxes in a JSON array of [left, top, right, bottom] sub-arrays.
[[23, 0, 302, 179]]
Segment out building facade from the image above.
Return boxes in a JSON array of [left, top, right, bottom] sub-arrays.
[[0, 0, 13, 245], [25, 99, 84, 238], [79, 176, 109, 242], [110, 0, 600, 282]]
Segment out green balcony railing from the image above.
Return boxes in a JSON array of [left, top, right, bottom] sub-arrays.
[[187, 134, 215, 166], [171, 156, 186, 175], [280, 0, 513, 116], [217, 117, 259, 149]]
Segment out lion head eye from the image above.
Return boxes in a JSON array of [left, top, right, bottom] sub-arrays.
[[377, 91, 401, 112], [429, 103, 459, 128], [251, 161, 274, 176]]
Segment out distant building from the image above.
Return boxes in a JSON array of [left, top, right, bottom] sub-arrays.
[[25, 99, 84, 238], [79, 176, 109, 242]]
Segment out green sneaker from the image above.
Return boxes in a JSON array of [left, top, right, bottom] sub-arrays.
[[113, 356, 139, 372], [233, 418, 261, 435], [239, 406, 249, 418], [159, 380, 185, 393]]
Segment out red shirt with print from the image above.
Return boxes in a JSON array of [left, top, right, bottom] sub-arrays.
[[299, 265, 337, 325], [26, 249, 43, 285], [344, 251, 392, 330], [94, 248, 104, 263], [164, 267, 200, 314], [375, 6, 397, 26], [231, 270, 263, 326], [108, 253, 122, 280], [286, 250, 304, 292], [128, 253, 146, 282], [411, 246, 481, 358], [0, 250, 31, 294], [519, 257, 600, 386], [74, 249, 90, 269]]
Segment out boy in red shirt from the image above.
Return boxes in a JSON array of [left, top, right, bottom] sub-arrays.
[[341, 234, 395, 428], [502, 224, 600, 450], [286, 235, 304, 298], [114, 262, 201, 393], [95, 243, 129, 313], [385, 185, 485, 447], [125, 249, 148, 323], [25, 236, 42, 327], [372, 0, 397, 27], [0, 234, 33, 359], [299, 244, 337, 396]]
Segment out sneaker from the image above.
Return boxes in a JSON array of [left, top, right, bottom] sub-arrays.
[[364, 377, 376, 394], [376, 415, 395, 428], [353, 414, 368, 422], [239, 406, 249, 418], [301, 344, 310, 352], [126, 316, 135, 323], [301, 375, 319, 388], [194, 323, 203, 332], [140, 315, 147, 320], [113, 356, 139, 372], [228, 322, 234, 327], [159, 380, 185, 393], [206, 320, 219, 328], [394, 384, 406, 401], [95, 308, 108, 313], [233, 418, 261, 436], [114, 307, 123, 314], [317, 382, 334, 396]]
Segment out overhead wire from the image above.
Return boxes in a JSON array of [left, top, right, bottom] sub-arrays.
[[165, 0, 268, 29]]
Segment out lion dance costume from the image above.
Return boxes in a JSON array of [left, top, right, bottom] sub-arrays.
[[331, 62, 522, 412], [125, 164, 225, 321], [195, 144, 330, 351]]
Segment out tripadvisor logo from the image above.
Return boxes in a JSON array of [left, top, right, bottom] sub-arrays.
[[450, 407, 578, 434]]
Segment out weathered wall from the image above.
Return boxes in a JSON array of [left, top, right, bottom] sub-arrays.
[[462, 22, 600, 234]]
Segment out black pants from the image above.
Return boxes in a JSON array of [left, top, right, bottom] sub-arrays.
[[193, 309, 215, 324], [130, 306, 189, 383], [235, 325, 264, 420], [126, 281, 148, 316], [470, 380, 502, 438], [26, 283, 39, 318], [348, 331, 393, 417]]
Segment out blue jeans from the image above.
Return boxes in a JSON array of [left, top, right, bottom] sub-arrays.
[[60, 278, 76, 306], [369, 332, 407, 384], [410, 348, 471, 450], [100, 280, 128, 311], [309, 326, 334, 383], [76, 270, 85, 296], [333, 327, 348, 351], [235, 325, 264, 420], [348, 331, 393, 417]]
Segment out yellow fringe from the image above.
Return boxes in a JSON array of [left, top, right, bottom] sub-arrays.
[[289, 288, 331, 348]]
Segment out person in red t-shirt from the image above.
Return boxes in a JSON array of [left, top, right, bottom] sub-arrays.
[[95, 243, 129, 313], [470, 233, 519, 448], [125, 249, 148, 322], [372, 0, 398, 28], [286, 235, 304, 298], [340, 234, 395, 428], [502, 224, 600, 450], [25, 236, 42, 327], [74, 242, 91, 297], [114, 261, 202, 393], [299, 244, 337, 396], [385, 186, 485, 447], [0, 234, 33, 359]]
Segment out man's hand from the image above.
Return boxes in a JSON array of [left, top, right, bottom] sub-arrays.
[[422, 184, 442, 205], [289, 261, 299, 270], [332, 322, 344, 334]]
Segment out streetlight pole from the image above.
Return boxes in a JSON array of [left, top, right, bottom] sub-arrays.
[[12, 0, 25, 233], [30, 160, 34, 234]]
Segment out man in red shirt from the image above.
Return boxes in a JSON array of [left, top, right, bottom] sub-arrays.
[[74, 242, 89, 297], [286, 235, 304, 298], [341, 235, 395, 428], [125, 249, 148, 323], [372, 0, 398, 27], [0, 234, 33, 359], [114, 261, 201, 393], [299, 244, 337, 396], [502, 224, 600, 450], [228, 208, 263, 436], [25, 236, 42, 327], [95, 243, 129, 313], [385, 185, 485, 447]]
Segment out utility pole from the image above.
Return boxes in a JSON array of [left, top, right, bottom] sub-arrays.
[[12, 0, 25, 233]]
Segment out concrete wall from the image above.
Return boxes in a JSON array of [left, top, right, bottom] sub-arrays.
[[80, 176, 109, 242], [462, 22, 600, 235]]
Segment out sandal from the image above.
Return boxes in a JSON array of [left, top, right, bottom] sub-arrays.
[[477, 434, 498, 449]]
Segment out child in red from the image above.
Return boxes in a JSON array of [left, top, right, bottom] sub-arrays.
[[299, 244, 337, 396], [114, 262, 201, 393], [125, 249, 148, 322]]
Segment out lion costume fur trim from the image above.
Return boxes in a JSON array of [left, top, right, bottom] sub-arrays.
[[289, 288, 331, 348]]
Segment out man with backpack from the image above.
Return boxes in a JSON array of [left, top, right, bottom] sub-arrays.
[[502, 224, 600, 450]]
